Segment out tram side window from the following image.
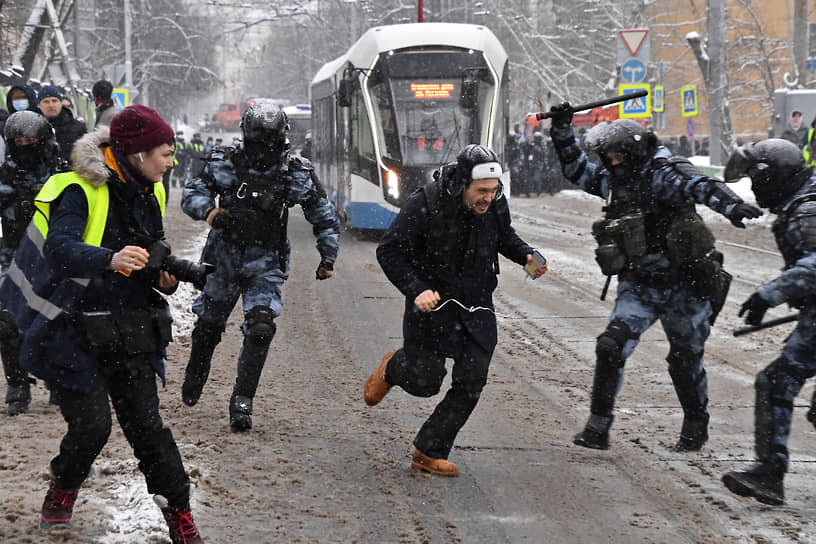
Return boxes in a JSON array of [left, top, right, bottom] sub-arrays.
[[314, 96, 334, 167], [350, 80, 378, 184], [492, 63, 510, 167]]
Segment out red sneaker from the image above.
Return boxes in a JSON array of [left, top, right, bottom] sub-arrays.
[[40, 481, 78, 531]]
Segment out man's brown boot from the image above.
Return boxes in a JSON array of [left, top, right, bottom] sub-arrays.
[[364, 350, 396, 406], [411, 449, 459, 477]]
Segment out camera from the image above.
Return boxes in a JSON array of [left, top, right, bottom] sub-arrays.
[[145, 239, 214, 290]]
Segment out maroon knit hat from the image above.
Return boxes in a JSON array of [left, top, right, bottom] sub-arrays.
[[110, 104, 174, 155]]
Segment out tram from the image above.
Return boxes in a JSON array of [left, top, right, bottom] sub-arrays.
[[310, 23, 510, 229]]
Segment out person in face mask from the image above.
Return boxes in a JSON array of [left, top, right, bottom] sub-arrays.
[[1, 84, 40, 145], [548, 107, 762, 454]]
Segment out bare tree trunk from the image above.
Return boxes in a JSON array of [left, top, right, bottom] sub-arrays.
[[12, 0, 48, 79]]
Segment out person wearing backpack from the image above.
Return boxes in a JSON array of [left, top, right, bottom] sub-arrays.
[[365, 144, 548, 476], [548, 109, 763, 453]]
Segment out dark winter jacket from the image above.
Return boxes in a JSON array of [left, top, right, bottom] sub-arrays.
[[47, 107, 87, 165], [377, 178, 533, 352], [1, 84, 39, 137], [0, 127, 170, 392]]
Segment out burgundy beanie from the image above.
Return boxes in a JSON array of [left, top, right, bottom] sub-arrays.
[[110, 104, 174, 155]]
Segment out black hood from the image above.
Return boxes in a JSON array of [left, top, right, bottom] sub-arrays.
[[5, 84, 38, 114]]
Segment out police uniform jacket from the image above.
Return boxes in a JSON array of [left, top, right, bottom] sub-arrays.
[[377, 177, 532, 353], [180, 144, 339, 265], [0, 127, 169, 392]]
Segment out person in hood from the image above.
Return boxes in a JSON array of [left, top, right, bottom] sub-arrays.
[[366, 144, 548, 477], [92, 79, 116, 128], [37, 85, 86, 166], [1, 83, 39, 139], [0, 105, 205, 543]]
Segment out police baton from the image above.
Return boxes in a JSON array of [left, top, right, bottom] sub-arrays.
[[733, 314, 799, 337], [536, 90, 649, 121]]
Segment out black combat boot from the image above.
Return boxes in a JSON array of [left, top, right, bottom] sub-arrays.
[[674, 413, 709, 452], [181, 323, 222, 406], [722, 461, 785, 505], [229, 393, 253, 432], [6, 382, 31, 416], [229, 313, 274, 432], [573, 414, 613, 450]]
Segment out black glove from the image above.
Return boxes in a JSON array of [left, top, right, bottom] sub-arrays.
[[209, 209, 234, 231], [727, 202, 762, 228], [316, 258, 334, 280], [548, 102, 574, 130], [738, 292, 770, 326]]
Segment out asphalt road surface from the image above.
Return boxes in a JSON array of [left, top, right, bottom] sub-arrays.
[[2, 188, 815, 543]]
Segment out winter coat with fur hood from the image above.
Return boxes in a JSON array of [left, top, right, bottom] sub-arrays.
[[0, 127, 170, 392]]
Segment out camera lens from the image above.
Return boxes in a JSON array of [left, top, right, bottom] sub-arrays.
[[162, 256, 215, 290]]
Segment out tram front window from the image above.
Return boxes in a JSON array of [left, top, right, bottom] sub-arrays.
[[369, 50, 496, 168]]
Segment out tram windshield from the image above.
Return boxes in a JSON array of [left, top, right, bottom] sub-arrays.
[[368, 49, 495, 167]]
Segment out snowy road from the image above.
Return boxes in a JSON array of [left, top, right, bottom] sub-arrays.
[[2, 189, 816, 543]]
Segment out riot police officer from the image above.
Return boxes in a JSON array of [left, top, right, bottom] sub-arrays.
[[0, 111, 64, 415], [721, 139, 816, 505], [548, 108, 763, 452], [181, 103, 340, 431]]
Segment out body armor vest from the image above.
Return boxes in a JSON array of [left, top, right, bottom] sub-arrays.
[[773, 193, 816, 268], [0, 161, 51, 250], [220, 152, 289, 248]]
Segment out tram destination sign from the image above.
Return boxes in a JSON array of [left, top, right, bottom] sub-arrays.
[[408, 81, 458, 99]]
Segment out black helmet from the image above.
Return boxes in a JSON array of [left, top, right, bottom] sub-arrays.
[[595, 119, 657, 173], [724, 138, 811, 208], [451, 144, 501, 194], [241, 103, 289, 147], [4, 110, 57, 168]]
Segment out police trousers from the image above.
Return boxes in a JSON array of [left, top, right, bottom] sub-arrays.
[[50, 354, 190, 508], [385, 332, 493, 459]]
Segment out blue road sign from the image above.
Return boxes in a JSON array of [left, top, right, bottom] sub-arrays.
[[621, 58, 647, 83], [619, 84, 650, 118], [687, 119, 695, 139]]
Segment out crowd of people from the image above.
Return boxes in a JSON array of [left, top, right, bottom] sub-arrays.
[[2, 75, 816, 543]]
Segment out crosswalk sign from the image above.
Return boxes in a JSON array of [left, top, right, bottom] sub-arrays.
[[653, 86, 664, 112], [619, 84, 651, 119], [681, 85, 698, 117], [111, 88, 129, 112]]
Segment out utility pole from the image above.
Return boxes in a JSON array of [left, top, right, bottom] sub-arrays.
[[793, 0, 808, 86], [124, 0, 133, 88], [707, 0, 726, 165]]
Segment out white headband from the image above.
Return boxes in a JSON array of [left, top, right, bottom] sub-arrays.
[[471, 161, 503, 181]]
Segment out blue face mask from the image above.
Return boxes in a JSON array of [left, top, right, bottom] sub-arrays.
[[12, 99, 29, 111]]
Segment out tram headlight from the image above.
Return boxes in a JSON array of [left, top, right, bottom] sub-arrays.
[[385, 168, 400, 199]]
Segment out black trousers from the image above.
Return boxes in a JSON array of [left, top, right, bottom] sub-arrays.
[[51, 354, 190, 508], [385, 332, 493, 459]]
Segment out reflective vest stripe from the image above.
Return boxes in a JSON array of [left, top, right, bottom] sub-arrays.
[[7, 257, 64, 321]]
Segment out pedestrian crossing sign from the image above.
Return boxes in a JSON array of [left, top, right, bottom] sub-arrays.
[[619, 84, 650, 119], [112, 88, 129, 112], [681, 85, 698, 117], [653, 86, 664, 112]]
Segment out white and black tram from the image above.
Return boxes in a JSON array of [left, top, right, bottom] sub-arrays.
[[310, 23, 510, 230]]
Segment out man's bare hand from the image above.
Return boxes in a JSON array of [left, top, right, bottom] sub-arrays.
[[414, 289, 441, 313]]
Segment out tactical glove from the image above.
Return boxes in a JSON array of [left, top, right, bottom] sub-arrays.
[[316, 258, 334, 280], [548, 102, 574, 130], [206, 207, 232, 230], [727, 202, 763, 228], [739, 292, 770, 326]]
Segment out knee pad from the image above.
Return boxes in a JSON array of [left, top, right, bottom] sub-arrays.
[[596, 319, 631, 367], [245, 306, 276, 343], [192, 320, 224, 342]]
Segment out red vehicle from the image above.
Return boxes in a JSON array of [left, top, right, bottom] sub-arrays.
[[214, 102, 242, 130]]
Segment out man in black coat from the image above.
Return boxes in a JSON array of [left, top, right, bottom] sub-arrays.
[[366, 144, 548, 476], [37, 85, 86, 165]]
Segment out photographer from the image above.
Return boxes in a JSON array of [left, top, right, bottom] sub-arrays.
[[0, 105, 205, 543]]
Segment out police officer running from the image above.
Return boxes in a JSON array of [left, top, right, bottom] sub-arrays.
[[366, 145, 548, 476], [0, 105, 205, 542], [180, 103, 339, 432], [0, 111, 66, 415], [721, 139, 816, 505], [548, 107, 763, 452]]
